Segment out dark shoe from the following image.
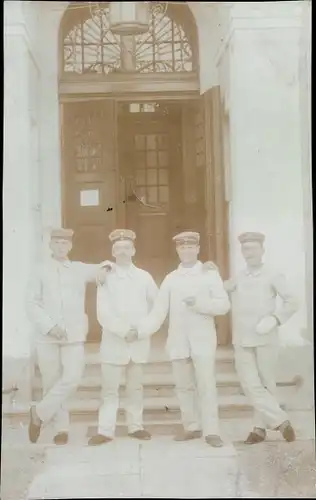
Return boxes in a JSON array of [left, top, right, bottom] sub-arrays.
[[53, 432, 69, 445], [28, 406, 42, 443], [88, 434, 113, 446], [277, 421, 296, 442], [128, 429, 151, 440], [205, 435, 224, 447], [244, 428, 266, 445], [174, 430, 202, 442]]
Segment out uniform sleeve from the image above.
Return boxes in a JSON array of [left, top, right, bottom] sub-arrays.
[[81, 261, 113, 283], [193, 271, 231, 316], [137, 276, 171, 339], [96, 284, 130, 339], [146, 274, 159, 310], [271, 273, 299, 325], [25, 266, 56, 336]]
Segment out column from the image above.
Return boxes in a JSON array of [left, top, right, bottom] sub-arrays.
[[3, 2, 34, 398], [227, 2, 312, 407], [38, 8, 63, 257], [299, 1, 312, 342], [228, 3, 306, 330]]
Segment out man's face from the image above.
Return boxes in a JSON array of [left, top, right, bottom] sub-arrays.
[[49, 238, 72, 260], [241, 241, 264, 267], [112, 240, 135, 264], [176, 244, 200, 264]]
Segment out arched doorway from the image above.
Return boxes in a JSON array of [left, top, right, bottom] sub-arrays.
[[59, 2, 230, 344]]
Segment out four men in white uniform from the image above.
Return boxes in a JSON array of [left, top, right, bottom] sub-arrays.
[[26, 227, 300, 447], [224, 232, 299, 444], [137, 232, 231, 447], [26, 228, 111, 444], [88, 229, 158, 445]]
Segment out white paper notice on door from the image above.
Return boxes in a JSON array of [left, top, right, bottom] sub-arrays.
[[80, 189, 99, 207]]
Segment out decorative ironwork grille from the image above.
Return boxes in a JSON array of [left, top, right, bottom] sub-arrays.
[[62, 3, 196, 75], [71, 109, 108, 173]]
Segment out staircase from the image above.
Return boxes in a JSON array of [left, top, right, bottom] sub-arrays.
[[21, 343, 298, 435]]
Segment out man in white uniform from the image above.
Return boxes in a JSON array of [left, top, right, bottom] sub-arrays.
[[224, 232, 299, 444], [88, 229, 158, 446], [26, 228, 112, 444], [137, 232, 230, 447]]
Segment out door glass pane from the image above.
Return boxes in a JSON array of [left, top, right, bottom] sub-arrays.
[[135, 134, 146, 150], [76, 158, 89, 172], [147, 151, 157, 167], [147, 187, 158, 204], [147, 169, 158, 186], [82, 145, 89, 157], [159, 186, 169, 203], [88, 158, 100, 172], [159, 169, 168, 185], [157, 134, 168, 149], [146, 134, 156, 150], [158, 151, 168, 167], [130, 103, 140, 113], [136, 151, 145, 168], [137, 186, 146, 200], [136, 169, 146, 186]]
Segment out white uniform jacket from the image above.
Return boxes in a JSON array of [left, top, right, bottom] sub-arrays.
[[226, 265, 299, 347], [137, 261, 230, 360], [97, 264, 158, 365], [26, 258, 109, 344]]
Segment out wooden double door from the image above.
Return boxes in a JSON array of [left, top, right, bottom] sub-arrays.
[[61, 89, 230, 343]]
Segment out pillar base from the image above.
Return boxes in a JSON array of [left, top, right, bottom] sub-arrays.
[[2, 354, 35, 406]]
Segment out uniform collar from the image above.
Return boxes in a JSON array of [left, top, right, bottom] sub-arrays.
[[115, 262, 137, 278], [245, 264, 264, 277], [177, 260, 202, 275], [50, 257, 72, 268]]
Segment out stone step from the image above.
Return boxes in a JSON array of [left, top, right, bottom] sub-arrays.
[[32, 365, 298, 400], [86, 420, 183, 437], [85, 344, 235, 362], [33, 372, 245, 400], [4, 394, 290, 424], [5, 394, 250, 416]]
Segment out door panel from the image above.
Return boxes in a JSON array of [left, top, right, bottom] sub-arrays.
[[118, 102, 183, 283], [62, 100, 117, 342]]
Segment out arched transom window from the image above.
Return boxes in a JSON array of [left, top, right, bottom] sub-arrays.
[[61, 3, 198, 75]]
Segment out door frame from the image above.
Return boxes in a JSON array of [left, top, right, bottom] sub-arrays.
[[59, 89, 232, 344], [60, 92, 201, 231], [59, 91, 200, 104]]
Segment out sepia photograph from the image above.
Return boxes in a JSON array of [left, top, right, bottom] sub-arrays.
[[2, 0, 314, 498]]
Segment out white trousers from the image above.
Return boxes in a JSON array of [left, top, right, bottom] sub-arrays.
[[172, 354, 220, 437], [98, 362, 144, 438], [234, 345, 288, 430], [36, 342, 85, 433]]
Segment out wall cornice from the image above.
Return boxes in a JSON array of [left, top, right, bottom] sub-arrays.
[[215, 13, 302, 68]]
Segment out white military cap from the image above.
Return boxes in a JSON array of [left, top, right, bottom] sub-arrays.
[[172, 231, 200, 246], [50, 228, 74, 241], [109, 229, 136, 243], [238, 232, 265, 244]]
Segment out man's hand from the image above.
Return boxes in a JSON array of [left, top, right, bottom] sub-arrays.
[[48, 326, 67, 341], [256, 315, 278, 335], [202, 261, 218, 272], [96, 266, 112, 286], [224, 279, 236, 293], [126, 328, 138, 343], [183, 296, 196, 307]]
